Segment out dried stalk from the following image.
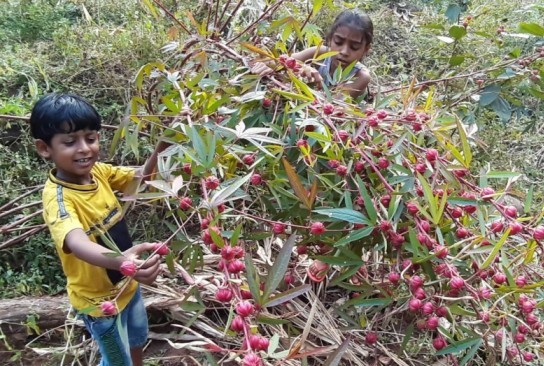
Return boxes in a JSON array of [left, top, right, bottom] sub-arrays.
[[151, 0, 191, 35], [218, 0, 245, 35], [0, 186, 42, 212], [0, 209, 43, 233], [0, 201, 41, 220], [226, 0, 285, 46], [0, 225, 46, 250]]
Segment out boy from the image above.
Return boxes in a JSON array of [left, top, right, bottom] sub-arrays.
[[30, 93, 168, 366]]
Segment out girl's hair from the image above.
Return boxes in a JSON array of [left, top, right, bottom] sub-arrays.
[[30, 93, 101, 144], [326, 10, 374, 46]]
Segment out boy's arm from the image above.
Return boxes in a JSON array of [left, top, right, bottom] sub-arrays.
[[64, 229, 161, 285], [137, 140, 171, 181]]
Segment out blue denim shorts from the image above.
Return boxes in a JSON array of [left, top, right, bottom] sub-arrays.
[[79, 287, 148, 366]]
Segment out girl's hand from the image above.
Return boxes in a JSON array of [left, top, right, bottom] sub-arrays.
[[300, 65, 323, 88], [251, 61, 274, 76]]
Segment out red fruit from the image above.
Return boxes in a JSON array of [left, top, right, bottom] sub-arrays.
[[410, 275, 424, 290], [513, 333, 525, 344], [453, 169, 468, 178], [449, 276, 465, 290], [153, 242, 170, 256], [523, 352, 534, 362], [240, 290, 253, 300], [413, 287, 426, 300], [432, 336, 447, 351], [284, 272, 294, 285], [479, 312, 490, 323], [493, 272, 507, 284], [230, 316, 245, 332], [456, 227, 470, 239], [480, 187, 495, 200], [367, 116, 379, 127], [406, 202, 419, 215], [504, 205, 517, 218], [490, 221, 504, 233], [434, 245, 448, 259], [242, 154, 255, 166], [515, 275, 527, 287], [336, 165, 348, 177], [183, 162, 192, 175], [464, 205, 477, 214], [409, 298, 422, 312], [426, 148, 439, 162], [380, 194, 391, 207], [296, 245, 307, 255], [379, 220, 392, 232], [297, 139, 309, 148], [525, 312, 539, 325], [354, 160, 365, 173], [307, 260, 330, 282], [451, 206, 463, 218], [419, 220, 430, 233], [415, 163, 426, 174], [533, 226, 544, 240], [215, 287, 233, 303], [227, 260, 245, 274], [376, 110, 388, 119], [243, 353, 262, 366], [310, 221, 326, 235], [209, 243, 219, 253], [335, 130, 349, 142], [205, 176, 220, 190], [200, 218, 210, 230], [365, 332, 378, 345], [388, 272, 400, 285], [120, 260, 137, 277], [221, 246, 235, 260], [273, 222, 286, 235], [262, 98, 272, 108], [179, 196, 193, 210], [377, 157, 390, 169], [323, 103, 335, 115], [517, 324, 530, 334], [250, 173, 263, 185], [435, 306, 448, 318], [508, 221, 523, 235], [328, 159, 340, 169], [427, 316, 439, 330], [285, 57, 297, 69], [365, 107, 375, 116], [478, 287, 492, 300], [390, 232, 405, 247], [100, 301, 117, 316], [236, 301, 254, 317], [422, 302, 435, 315], [520, 299, 536, 313]]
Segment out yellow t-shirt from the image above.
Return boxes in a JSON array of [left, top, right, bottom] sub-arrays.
[[42, 162, 138, 317]]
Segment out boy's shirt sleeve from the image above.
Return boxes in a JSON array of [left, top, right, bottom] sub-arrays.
[[43, 194, 84, 252], [94, 162, 136, 192]]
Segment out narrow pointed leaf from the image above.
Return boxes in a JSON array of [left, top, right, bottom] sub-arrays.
[[209, 173, 252, 207], [481, 228, 510, 269], [263, 234, 297, 300], [322, 336, 351, 366], [264, 284, 311, 307], [282, 158, 311, 209], [244, 253, 262, 305], [435, 337, 482, 356]]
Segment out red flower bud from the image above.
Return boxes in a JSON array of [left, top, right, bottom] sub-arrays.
[[179, 197, 192, 210], [182, 162, 192, 175], [406, 202, 419, 215], [262, 98, 272, 108], [435, 306, 448, 318], [426, 148, 439, 162], [242, 154, 255, 166], [422, 302, 435, 315], [120, 261, 137, 277], [310, 221, 326, 235], [323, 103, 335, 115], [508, 221, 523, 235], [456, 227, 470, 239], [235, 300, 254, 317], [365, 332, 378, 345], [533, 226, 544, 240], [377, 157, 390, 169], [205, 176, 220, 190], [379, 220, 392, 232], [250, 173, 263, 185], [515, 275, 527, 287], [227, 260, 245, 274], [409, 298, 422, 312], [215, 287, 233, 303], [432, 336, 447, 350], [427, 316, 439, 330], [153, 242, 170, 256], [336, 165, 348, 177], [449, 276, 465, 290], [490, 221, 504, 233], [480, 187, 495, 200], [434, 245, 448, 259], [100, 301, 117, 316], [504, 205, 517, 218], [243, 353, 262, 366], [230, 315, 245, 332], [376, 110, 388, 119], [388, 272, 400, 285]]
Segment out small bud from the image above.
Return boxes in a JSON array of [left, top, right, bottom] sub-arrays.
[[100, 301, 117, 316], [120, 261, 137, 277], [236, 300, 254, 317], [205, 176, 220, 190], [310, 222, 326, 235], [215, 287, 233, 303]]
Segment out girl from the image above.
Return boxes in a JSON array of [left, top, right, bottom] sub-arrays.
[[252, 10, 373, 99]]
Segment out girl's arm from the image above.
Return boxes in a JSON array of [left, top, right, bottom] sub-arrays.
[[291, 45, 328, 62], [344, 68, 371, 99]]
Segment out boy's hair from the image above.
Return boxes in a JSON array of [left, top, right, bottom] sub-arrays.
[[326, 10, 374, 46], [30, 93, 101, 144]]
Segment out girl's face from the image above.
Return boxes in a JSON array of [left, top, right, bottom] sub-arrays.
[[329, 25, 370, 70]]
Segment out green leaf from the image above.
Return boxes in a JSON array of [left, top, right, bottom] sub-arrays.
[[311, 0, 324, 14], [518, 22, 544, 37], [314, 255, 363, 266], [459, 339, 483, 366], [449, 55, 465, 66], [356, 176, 377, 224], [445, 4, 461, 23], [449, 25, 467, 40], [333, 226, 374, 247], [479, 85, 501, 107], [209, 173, 252, 207], [343, 297, 392, 308], [244, 253, 262, 305], [456, 119, 472, 167], [482, 171, 521, 179], [417, 173, 438, 224], [524, 185, 534, 213], [262, 234, 296, 300], [490, 96, 511, 124], [264, 284, 311, 307], [313, 208, 369, 224], [401, 322, 415, 351], [435, 337, 482, 356], [481, 228, 510, 269], [322, 336, 351, 366]]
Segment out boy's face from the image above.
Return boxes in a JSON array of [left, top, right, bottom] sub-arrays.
[[35, 127, 100, 185], [329, 25, 370, 71]]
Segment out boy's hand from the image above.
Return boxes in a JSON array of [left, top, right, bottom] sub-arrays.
[[251, 61, 274, 76], [123, 242, 162, 285]]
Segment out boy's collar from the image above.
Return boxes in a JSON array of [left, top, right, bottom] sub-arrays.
[[48, 168, 97, 191]]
